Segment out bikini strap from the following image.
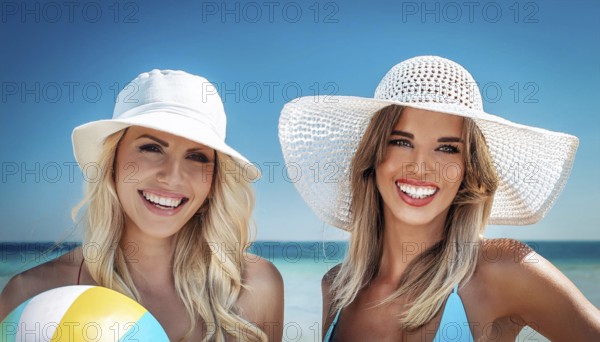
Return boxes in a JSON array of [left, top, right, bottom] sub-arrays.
[[323, 308, 342, 342], [453, 284, 459, 293], [332, 307, 342, 323], [77, 257, 85, 285]]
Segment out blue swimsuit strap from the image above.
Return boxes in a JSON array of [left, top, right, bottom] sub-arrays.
[[323, 308, 341, 342]]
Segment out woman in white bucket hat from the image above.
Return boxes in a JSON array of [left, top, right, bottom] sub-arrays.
[[0, 70, 283, 341], [279, 56, 600, 341]]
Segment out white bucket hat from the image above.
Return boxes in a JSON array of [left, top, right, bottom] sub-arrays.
[[72, 69, 260, 181], [279, 56, 578, 230]]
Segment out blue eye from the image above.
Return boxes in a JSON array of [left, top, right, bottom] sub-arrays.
[[139, 144, 162, 153], [389, 139, 412, 148], [437, 144, 460, 154]]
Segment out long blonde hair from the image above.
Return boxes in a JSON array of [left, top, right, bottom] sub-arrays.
[[330, 105, 498, 329], [72, 128, 267, 341]]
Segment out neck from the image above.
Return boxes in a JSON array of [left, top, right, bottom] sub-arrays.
[[377, 209, 446, 283], [120, 226, 177, 291]]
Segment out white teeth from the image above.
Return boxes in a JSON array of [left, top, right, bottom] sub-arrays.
[[142, 191, 183, 208], [396, 182, 437, 199]]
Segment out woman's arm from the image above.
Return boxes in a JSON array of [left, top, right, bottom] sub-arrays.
[[0, 273, 33, 321], [486, 239, 600, 340], [0, 249, 82, 321], [238, 256, 284, 341]]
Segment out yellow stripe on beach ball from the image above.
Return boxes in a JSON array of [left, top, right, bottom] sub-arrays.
[[51, 287, 145, 342]]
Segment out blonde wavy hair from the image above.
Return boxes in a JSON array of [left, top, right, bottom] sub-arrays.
[[329, 105, 499, 329], [72, 128, 267, 341]]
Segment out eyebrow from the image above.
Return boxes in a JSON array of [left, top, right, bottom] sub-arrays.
[[390, 130, 464, 143], [137, 134, 168, 147], [136, 134, 213, 152], [437, 137, 464, 143], [391, 130, 414, 139]]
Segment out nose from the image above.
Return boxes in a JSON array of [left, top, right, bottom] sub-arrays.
[[403, 148, 439, 182], [156, 156, 184, 185]]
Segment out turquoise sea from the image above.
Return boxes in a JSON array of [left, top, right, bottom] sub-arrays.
[[1, 241, 599, 341]]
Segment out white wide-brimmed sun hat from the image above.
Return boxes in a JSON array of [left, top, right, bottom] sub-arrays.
[[72, 69, 260, 181], [279, 56, 578, 230]]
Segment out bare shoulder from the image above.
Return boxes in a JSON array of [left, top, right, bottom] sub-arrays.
[[477, 238, 534, 272], [238, 254, 284, 341], [475, 238, 554, 293], [242, 254, 283, 292], [322, 263, 342, 307], [322, 263, 341, 291], [0, 247, 83, 320], [475, 238, 572, 285], [471, 238, 536, 306], [474, 238, 600, 339]]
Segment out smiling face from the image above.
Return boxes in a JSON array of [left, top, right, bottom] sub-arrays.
[[375, 107, 465, 230], [114, 126, 215, 240]]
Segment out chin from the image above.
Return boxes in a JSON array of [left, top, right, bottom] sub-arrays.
[[398, 217, 438, 228], [144, 229, 181, 240], [136, 221, 188, 239], [388, 206, 445, 228]]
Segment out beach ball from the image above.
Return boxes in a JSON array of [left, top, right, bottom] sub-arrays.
[[0, 285, 168, 342]]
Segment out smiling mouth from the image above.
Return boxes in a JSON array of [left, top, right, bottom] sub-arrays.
[[395, 181, 438, 199], [139, 190, 189, 210]]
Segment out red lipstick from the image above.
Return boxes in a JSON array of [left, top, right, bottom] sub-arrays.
[[395, 179, 438, 207]]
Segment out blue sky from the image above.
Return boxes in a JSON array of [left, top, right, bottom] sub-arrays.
[[0, 0, 598, 241]]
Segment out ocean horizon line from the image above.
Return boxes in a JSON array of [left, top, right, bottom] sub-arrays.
[[1, 241, 599, 263]]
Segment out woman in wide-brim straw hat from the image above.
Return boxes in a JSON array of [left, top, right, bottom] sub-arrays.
[[0, 70, 284, 341], [279, 56, 600, 341]]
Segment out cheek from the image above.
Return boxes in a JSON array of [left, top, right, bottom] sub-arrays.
[[115, 162, 142, 184], [113, 152, 127, 197], [201, 175, 213, 195], [114, 149, 138, 182], [442, 161, 464, 185], [377, 152, 403, 178], [190, 171, 214, 197], [375, 159, 394, 189], [114, 168, 137, 201], [114, 149, 157, 184]]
